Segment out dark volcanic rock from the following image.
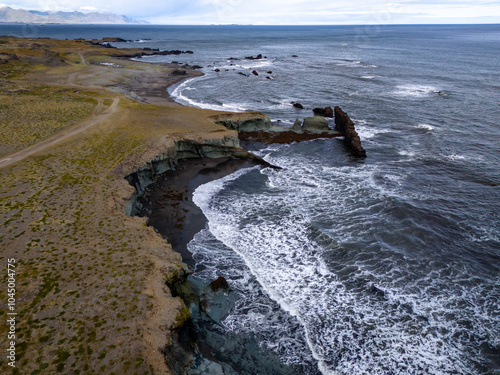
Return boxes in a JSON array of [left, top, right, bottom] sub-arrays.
[[334, 106, 366, 157], [252, 70, 259, 76], [245, 54, 263, 60], [210, 276, 229, 292], [292, 103, 304, 109], [101, 37, 129, 42], [313, 106, 334, 118]]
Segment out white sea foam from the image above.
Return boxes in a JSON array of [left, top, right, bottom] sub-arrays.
[[189, 149, 495, 374], [353, 120, 391, 140], [169, 76, 248, 112], [417, 123, 434, 131], [394, 84, 441, 98]]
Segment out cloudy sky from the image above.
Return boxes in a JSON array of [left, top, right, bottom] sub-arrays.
[[1, 0, 500, 24]]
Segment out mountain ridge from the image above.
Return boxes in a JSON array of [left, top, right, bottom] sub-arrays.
[[0, 6, 148, 24]]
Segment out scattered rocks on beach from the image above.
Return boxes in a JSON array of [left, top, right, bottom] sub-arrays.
[[313, 106, 334, 118], [334, 106, 367, 157]]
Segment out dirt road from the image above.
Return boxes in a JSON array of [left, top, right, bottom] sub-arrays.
[[0, 96, 119, 169]]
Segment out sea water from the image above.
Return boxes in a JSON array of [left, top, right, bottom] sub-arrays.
[[3, 24, 498, 374]]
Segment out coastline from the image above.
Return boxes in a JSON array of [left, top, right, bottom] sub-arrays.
[[0, 36, 267, 374], [0, 35, 357, 374]]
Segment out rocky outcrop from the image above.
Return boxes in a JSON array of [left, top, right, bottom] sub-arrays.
[[124, 134, 274, 215], [313, 106, 334, 118], [302, 116, 330, 133], [245, 54, 263, 60], [209, 112, 272, 132], [292, 102, 304, 109], [292, 119, 302, 131], [210, 276, 229, 292], [334, 106, 366, 157]]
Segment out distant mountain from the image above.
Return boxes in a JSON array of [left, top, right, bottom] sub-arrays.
[[0, 7, 148, 24]]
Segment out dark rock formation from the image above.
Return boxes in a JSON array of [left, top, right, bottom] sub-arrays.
[[267, 71, 272, 74], [302, 116, 329, 133], [252, 70, 259, 76], [291, 55, 298, 57], [245, 54, 263, 60], [238, 72, 249, 77], [293, 103, 304, 109], [313, 106, 334, 118], [334, 106, 366, 157], [102, 37, 129, 42], [210, 276, 229, 292], [214, 68, 220, 72], [239, 130, 341, 144]]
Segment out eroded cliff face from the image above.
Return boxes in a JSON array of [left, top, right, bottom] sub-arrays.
[[124, 132, 271, 216]]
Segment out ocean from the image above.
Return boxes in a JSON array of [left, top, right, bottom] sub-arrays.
[[3, 23, 499, 374]]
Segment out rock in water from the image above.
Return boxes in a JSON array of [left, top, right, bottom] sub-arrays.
[[334, 106, 367, 157], [252, 70, 259, 76], [302, 116, 330, 133], [292, 118, 302, 132], [293, 103, 304, 109], [210, 276, 229, 292], [313, 106, 334, 118]]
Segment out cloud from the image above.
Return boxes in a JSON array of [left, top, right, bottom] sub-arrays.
[[1, 0, 500, 23], [79, 6, 97, 11]]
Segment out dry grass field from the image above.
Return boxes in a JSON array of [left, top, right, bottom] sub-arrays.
[[0, 36, 232, 374]]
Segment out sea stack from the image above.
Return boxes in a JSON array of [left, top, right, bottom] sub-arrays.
[[334, 106, 366, 157]]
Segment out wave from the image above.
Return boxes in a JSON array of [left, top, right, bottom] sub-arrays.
[[169, 76, 249, 112], [190, 149, 497, 374], [393, 84, 442, 98]]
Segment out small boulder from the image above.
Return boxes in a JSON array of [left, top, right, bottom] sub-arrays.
[[210, 276, 229, 292], [293, 103, 304, 109], [292, 119, 302, 132], [302, 116, 330, 133], [214, 68, 220, 72], [252, 70, 259, 76], [313, 106, 334, 118]]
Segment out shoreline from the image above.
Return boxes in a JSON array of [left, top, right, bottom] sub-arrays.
[[0, 35, 357, 374], [0, 36, 258, 375]]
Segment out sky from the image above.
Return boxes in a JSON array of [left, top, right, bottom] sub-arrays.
[[1, 0, 500, 25]]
